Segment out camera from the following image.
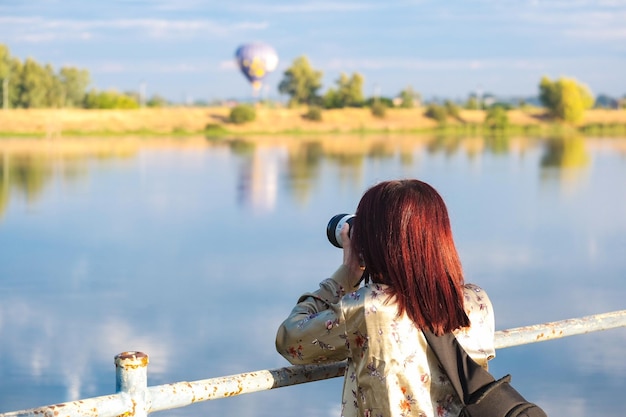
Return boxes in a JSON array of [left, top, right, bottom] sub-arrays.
[[326, 213, 355, 248]]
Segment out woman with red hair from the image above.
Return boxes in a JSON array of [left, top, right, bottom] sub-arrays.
[[276, 179, 495, 417]]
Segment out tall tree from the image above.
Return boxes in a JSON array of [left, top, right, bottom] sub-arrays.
[[539, 76, 594, 123], [0, 45, 10, 78], [0, 45, 11, 109], [16, 58, 48, 108], [278, 56, 323, 107], [44, 64, 65, 107], [323, 72, 364, 108], [0, 45, 22, 108], [398, 86, 420, 108], [338, 72, 364, 107], [7, 58, 22, 108], [464, 95, 479, 110], [0, 43, 92, 108], [59, 67, 90, 107]]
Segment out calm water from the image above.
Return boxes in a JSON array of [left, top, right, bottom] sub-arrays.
[[0, 135, 625, 417]]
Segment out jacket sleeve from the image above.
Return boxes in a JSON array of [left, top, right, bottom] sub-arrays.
[[455, 283, 496, 369], [275, 265, 357, 365]]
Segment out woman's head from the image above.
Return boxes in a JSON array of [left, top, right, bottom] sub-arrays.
[[351, 179, 470, 334]]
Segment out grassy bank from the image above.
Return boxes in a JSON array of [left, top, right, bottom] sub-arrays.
[[0, 107, 625, 138]]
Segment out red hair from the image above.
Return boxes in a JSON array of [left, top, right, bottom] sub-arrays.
[[351, 179, 470, 335]]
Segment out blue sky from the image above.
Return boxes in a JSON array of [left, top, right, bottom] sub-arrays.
[[1, 0, 625, 103]]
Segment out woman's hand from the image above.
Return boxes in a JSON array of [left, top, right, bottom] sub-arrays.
[[340, 223, 364, 287]]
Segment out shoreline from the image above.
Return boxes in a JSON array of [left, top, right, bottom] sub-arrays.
[[0, 107, 625, 138]]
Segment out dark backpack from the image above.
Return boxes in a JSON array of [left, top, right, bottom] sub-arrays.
[[423, 330, 547, 417]]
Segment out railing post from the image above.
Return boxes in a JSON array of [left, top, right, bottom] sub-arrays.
[[115, 351, 151, 416]]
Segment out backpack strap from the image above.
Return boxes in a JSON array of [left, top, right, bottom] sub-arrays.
[[422, 330, 495, 404]]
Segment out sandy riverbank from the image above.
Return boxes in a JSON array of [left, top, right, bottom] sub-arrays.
[[0, 107, 625, 137]]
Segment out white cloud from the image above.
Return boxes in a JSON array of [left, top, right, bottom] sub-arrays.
[[98, 62, 128, 73], [93, 61, 226, 74], [226, 1, 382, 14], [220, 60, 238, 70], [151, 0, 208, 11], [324, 57, 548, 72], [565, 27, 626, 41], [0, 299, 173, 403], [0, 16, 269, 43], [516, 7, 626, 42]]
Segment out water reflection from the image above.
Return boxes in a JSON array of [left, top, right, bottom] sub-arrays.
[[237, 147, 283, 212], [0, 139, 139, 218], [1, 154, 53, 212], [541, 136, 590, 169], [539, 136, 591, 186], [284, 141, 324, 206], [0, 135, 599, 217], [0, 135, 624, 416]]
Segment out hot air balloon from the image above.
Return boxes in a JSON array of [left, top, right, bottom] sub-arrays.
[[235, 42, 279, 94]]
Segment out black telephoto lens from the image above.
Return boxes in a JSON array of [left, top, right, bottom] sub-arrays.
[[326, 213, 355, 248]]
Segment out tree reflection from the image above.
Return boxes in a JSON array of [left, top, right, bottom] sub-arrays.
[[539, 136, 591, 186], [540, 136, 590, 169], [0, 155, 8, 215], [0, 153, 51, 217], [284, 141, 323, 205], [367, 141, 395, 159], [0, 139, 140, 219], [9, 154, 50, 202], [484, 134, 511, 154], [0, 135, 611, 219], [426, 136, 463, 156], [228, 138, 256, 156]]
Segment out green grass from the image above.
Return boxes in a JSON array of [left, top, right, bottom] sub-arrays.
[[2, 121, 626, 138]]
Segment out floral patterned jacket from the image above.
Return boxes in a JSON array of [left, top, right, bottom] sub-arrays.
[[276, 265, 495, 417]]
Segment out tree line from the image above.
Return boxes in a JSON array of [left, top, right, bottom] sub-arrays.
[[278, 55, 621, 125], [0, 44, 168, 109], [1, 43, 622, 126]]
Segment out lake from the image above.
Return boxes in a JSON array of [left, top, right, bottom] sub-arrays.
[[0, 135, 625, 417]]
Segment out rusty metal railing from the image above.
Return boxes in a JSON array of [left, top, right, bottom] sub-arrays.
[[1, 309, 625, 417]]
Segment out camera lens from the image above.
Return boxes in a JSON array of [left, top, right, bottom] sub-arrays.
[[326, 213, 355, 248]]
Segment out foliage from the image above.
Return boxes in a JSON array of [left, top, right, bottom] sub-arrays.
[[204, 123, 228, 136], [303, 106, 323, 121], [146, 94, 169, 108], [0, 44, 11, 80], [398, 86, 420, 108], [365, 97, 394, 107], [338, 72, 364, 107], [83, 89, 140, 109], [539, 76, 558, 110], [539, 76, 594, 124], [424, 104, 448, 124], [488, 102, 512, 110], [278, 56, 323, 107], [443, 100, 461, 120], [0, 44, 94, 109], [370, 100, 387, 118], [59, 67, 90, 107], [322, 89, 340, 109], [484, 106, 509, 130], [228, 104, 257, 124], [465, 96, 480, 110], [15, 58, 49, 108], [0, 42, 157, 110], [323, 72, 365, 109], [0, 45, 17, 108]]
